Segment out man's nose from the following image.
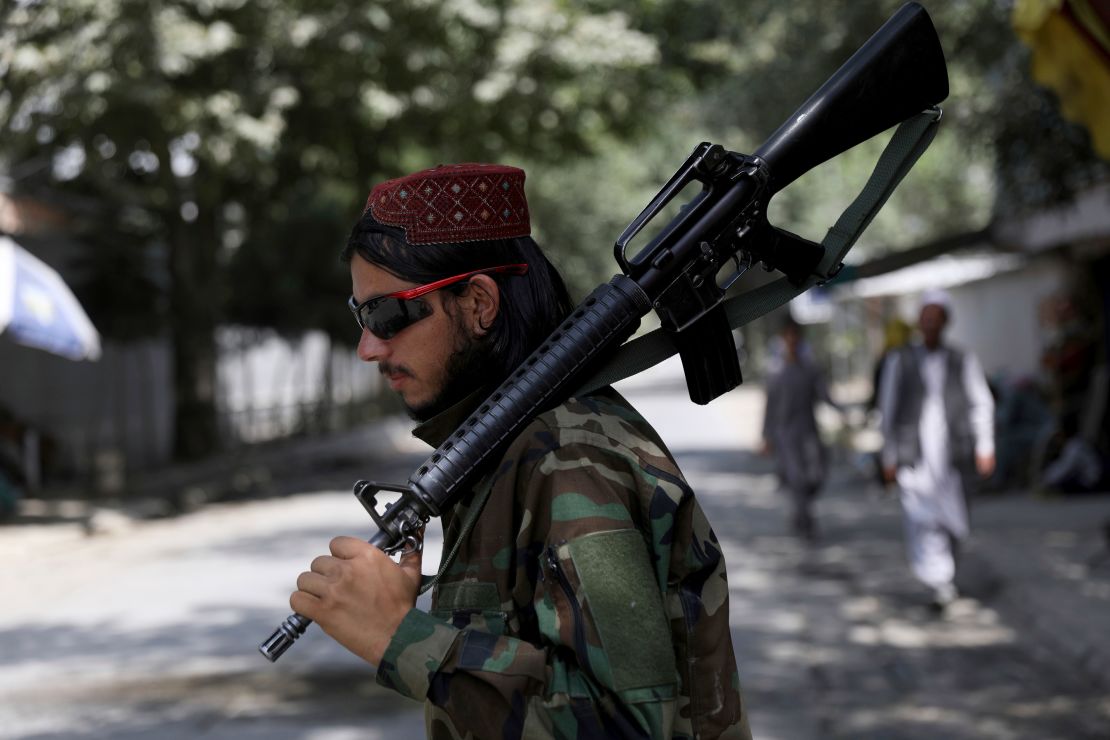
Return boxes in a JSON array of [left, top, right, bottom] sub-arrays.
[[357, 328, 389, 362]]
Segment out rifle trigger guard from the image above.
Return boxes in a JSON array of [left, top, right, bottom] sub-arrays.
[[387, 533, 424, 558]]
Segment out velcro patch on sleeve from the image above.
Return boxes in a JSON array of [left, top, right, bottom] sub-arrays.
[[568, 529, 677, 693]]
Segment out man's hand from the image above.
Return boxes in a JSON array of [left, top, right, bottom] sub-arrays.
[[976, 452, 996, 478], [291, 535, 423, 666]]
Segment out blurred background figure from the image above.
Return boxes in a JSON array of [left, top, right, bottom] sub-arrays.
[[878, 289, 996, 612], [1034, 291, 1108, 493], [865, 317, 914, 486], [761, 316, 842, 541], [987, 370, 1052, 491], [869, 317, 913, 415], [1041, 293, 1099, 441], [0, 404, 24, 519]]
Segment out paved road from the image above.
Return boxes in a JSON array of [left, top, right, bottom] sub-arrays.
[[3, 361, 1108, 738]]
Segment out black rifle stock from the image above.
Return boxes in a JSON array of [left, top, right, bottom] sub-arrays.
[[259, 1, 948, 662]]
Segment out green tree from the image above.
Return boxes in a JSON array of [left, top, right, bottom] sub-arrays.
[[4, 0, 1105, 465], [559, 0, 1107, 261], [0, 0, 663, 459]]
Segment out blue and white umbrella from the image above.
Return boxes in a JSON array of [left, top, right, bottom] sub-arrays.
[[0, 235, 101, 361]]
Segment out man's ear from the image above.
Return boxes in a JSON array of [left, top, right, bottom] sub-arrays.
[[459, 274, 501, 336]]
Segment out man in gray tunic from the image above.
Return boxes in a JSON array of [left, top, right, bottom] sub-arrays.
[[761, 317, 841, 540], [878, 290, 995, 610]]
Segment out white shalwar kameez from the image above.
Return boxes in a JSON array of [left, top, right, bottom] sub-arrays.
[[879, 347, 994, 590]]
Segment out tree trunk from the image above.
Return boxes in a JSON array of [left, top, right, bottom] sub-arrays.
[[168, 209, 221, 461]]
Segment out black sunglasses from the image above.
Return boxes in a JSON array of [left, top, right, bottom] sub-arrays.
[[348, 263, 529, 340]]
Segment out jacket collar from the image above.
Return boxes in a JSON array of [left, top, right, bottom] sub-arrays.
[[410, 387, 492, 448]]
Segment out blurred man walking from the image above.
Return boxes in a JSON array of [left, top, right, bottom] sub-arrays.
[[761, 317, 841, 541], [878, 290, 995, 611]]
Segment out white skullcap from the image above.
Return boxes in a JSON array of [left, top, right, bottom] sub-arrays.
[[919, 288, 952, 313]]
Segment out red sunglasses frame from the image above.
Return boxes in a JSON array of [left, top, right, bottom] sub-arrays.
[[384, 263, 529, 302], [349, 263, 530, 338]]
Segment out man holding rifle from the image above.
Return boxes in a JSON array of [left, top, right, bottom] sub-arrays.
[[290, 163, 751, 739]]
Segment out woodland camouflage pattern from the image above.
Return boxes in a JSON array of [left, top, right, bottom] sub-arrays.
[[376, 388, 752, 739]]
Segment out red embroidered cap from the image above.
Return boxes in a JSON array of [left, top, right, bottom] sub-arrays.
[[364, 163, 531, 245]]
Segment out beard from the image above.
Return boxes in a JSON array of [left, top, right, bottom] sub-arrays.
[[405, 325, 494, 423]]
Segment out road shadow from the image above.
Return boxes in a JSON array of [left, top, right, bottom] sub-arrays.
[[676, 444, 1110, 739]]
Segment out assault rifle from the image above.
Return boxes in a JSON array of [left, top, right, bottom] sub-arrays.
[[259, 1, 948, 661]]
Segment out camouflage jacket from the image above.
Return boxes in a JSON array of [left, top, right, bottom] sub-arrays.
[[375, 388, 752, 739]]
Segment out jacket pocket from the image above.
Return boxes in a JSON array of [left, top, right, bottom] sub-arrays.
[[430, 580, 508, 635]]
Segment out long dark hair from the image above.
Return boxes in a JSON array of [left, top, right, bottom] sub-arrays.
[[342, 211, 575, 385]]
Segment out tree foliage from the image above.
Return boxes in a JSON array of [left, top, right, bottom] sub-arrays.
[[540, 0, 1108, 267], [1, 0, 1106, 458], [0, 0, 665, 457]]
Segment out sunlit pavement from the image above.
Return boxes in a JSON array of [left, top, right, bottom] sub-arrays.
[[3, 356, 1109, 738]]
